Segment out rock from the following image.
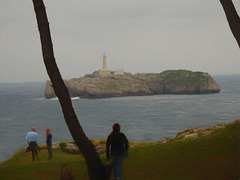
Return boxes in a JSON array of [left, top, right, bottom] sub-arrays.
[[45, 70, 220, 99], [201, 130, 212, 136], [176, 123, 227, 140], [65, 143, 80, 154], [52, 143, 60, 148], [95, 146, 106, 154], [51, 142, 106, 154], [142, 70, 220, 94], [184, 133, 198, 139], [45, 81, 56, 99]]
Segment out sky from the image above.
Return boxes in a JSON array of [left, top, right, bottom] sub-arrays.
[[1, 0, 240, 83]]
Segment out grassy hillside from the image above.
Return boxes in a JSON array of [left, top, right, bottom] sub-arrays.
[[1, 120, 240, 179]]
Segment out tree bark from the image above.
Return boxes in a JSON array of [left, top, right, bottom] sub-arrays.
[[32, 0, 109, 179], [220, 0, 240, 48]]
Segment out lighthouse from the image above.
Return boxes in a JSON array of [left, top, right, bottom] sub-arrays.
[[102, 54, 107, 70], [99, 53, 111, 76]]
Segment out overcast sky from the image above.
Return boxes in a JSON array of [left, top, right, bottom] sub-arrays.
[[1, 0, 240, 83]]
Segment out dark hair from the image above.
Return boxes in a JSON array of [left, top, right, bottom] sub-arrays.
[[110, 123, 120, 137]]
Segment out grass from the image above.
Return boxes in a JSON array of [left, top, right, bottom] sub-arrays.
[[1, 120, 240, 179]]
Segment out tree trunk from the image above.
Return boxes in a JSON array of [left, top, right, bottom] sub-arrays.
[[32, 0, 109, 179], [220, 0, 240, 48]]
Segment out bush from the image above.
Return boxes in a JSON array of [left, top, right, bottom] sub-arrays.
[[59, 142, 67, 152]]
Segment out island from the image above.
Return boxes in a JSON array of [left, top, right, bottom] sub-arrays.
[[45, 69, 220, 99]]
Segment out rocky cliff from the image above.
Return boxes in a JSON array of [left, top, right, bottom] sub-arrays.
[[44, 70, 220, 99]]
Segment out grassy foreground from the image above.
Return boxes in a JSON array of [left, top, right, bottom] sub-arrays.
[[1, 120, 240, 180]]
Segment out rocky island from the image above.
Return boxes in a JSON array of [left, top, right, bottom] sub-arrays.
[[45, 69, 220, 99]]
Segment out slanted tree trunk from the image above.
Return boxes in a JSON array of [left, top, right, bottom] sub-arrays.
[[220, 0, 240, 48], [32, 0, 110, 179]]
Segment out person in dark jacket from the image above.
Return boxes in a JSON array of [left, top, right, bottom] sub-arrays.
[[106, 123, 128, 180], [45, 128, 52, 159]]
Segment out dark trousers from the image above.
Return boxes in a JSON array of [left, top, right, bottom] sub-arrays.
[[29, 141, 38, 161], [31, 149, 38, 161], [47, 145, 52, 159]]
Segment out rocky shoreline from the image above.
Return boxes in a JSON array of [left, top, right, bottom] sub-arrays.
[[40, 120, 238, 154]]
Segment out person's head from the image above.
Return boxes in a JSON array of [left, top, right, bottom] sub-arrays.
[[112, 123, 120, 132], [45, 128, 50, 133], [31, 127, 36, 132], [110, 123, 120, 137]]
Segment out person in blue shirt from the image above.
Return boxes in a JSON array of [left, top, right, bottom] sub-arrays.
[[45, 128, 52, 159], [26, 127, 39, 161]]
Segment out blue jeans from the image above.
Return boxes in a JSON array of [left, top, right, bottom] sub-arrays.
[[112, 155, 123, 180], [47, 145, 52, 159]]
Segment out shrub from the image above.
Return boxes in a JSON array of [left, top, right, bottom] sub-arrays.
[[59, 142, 67, 152]]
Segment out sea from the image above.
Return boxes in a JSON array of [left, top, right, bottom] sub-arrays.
[[0, 75, 240, 162]]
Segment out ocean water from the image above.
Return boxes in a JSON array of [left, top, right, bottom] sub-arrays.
[[0, 75, 240, 162]]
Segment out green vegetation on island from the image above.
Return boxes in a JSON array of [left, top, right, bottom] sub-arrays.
[[1, 120, 239, 180]]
